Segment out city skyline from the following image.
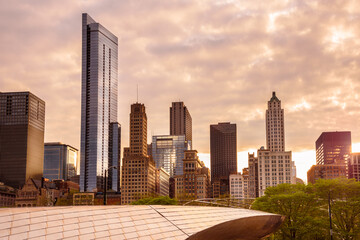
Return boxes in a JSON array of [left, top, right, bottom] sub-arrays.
[[1, 1, 360, 182]]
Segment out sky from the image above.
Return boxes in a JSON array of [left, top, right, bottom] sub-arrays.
[[1, 0, 360, 182]]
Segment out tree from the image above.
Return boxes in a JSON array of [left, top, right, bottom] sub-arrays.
[[251, 183, 327, 240], [130, 196, 178, 205], [314, 178, 360, 240]]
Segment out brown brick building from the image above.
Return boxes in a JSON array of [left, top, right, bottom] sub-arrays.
[[170, 102, 192, 144], [175, 150, 210, 200], [121, 103, 156, 204], [307, 164, 347, 184]]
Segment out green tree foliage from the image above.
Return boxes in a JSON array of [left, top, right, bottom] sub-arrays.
[[252, 183, 327, 239], [252, 179, 360, 240], [314, 178, 360, 240], [130, 196, 178, 205]]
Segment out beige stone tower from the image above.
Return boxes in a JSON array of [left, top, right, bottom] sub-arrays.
[[266, 92, 285, 152]]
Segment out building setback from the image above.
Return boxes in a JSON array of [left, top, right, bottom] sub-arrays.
[[0, 92, 45, 189], [121, 103, 156, 204], [170, 102, 192, 144], [79, 13, 120, 192], [43, 143, 79, 181], [210, 122, 237, 192]]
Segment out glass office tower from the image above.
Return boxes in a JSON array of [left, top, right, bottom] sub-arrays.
[[151, 135, 191, 177], [43, 143, 78, 181], [80, 13, 119, 192]]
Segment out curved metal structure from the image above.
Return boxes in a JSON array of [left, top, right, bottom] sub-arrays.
[[0, 205, 284, 239]]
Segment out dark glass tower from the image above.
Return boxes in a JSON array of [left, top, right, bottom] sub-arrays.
[[0, 92, 45, 189], [210, 122, 237, 183], [79, 13, 119, 192], [316, 131, 351, 165]]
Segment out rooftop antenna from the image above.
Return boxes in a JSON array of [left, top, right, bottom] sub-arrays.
[[136, 84, 139, 103]]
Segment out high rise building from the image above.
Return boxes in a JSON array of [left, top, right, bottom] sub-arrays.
[[0, 92, 45, 189], [257, 147, 294, 196], [248, 92, 296, 197], [151, 135, 191, 177], [210, 122, 237, 183], [121, 103, 156, 204], [129, 103, 147, 156], [248, 153, 258, 198], [43, 143, 78, 181], [174, 150, 210, 200], [349, 153, 360, 182], [170, 102, 192, 144], [266, 92, 285, 152], [108, 123, 121, 192], [315, 131, 351, 165], [79, 13, 119, 192]]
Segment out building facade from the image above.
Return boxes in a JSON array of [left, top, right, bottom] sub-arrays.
[[43, 143, 78, 181], [266, 92, 285, 152], [248, 153, 259, 198], [0, 183, 16, 207], [155, 168, 170, 196], [174, 150, 210, 200], [121, 103, 156, 204], [151, 135, 191, 177], [315, 131, 351, 165], [210, 122, 237, 196], [257, 148, 294, 196], [170, 102, 192, 144], [349, 153, 360, 181], [230, 173, 244, 199], [79, 13, 119, 192], [108, 123, 121, 192], [0, 92, 45, 189], [307, 164, 347, 184]]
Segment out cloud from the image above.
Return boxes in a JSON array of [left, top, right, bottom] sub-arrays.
[[0, 0, 359, 180]]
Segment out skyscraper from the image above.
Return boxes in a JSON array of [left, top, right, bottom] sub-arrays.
[[315, 131, 351, 165], [210, 122, 237, 184], [80, 13, 119, 192], [129, 103, 147, 156], [43, 143, 78, 181], [0, 92, 45, 189], [151, 135, 191, 177], [254, 92, 295, 197], [121, 103, 156, 204], [266, 92, 285, 152], [170, 102, 192, 144]]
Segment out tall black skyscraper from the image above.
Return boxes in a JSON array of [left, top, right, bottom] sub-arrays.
[[0, 92, 45, 189]]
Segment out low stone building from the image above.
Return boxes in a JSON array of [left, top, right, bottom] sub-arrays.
[[0, 182, 16, 207], [15, 178, 60, 207], [174, 150, 211, 200]]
